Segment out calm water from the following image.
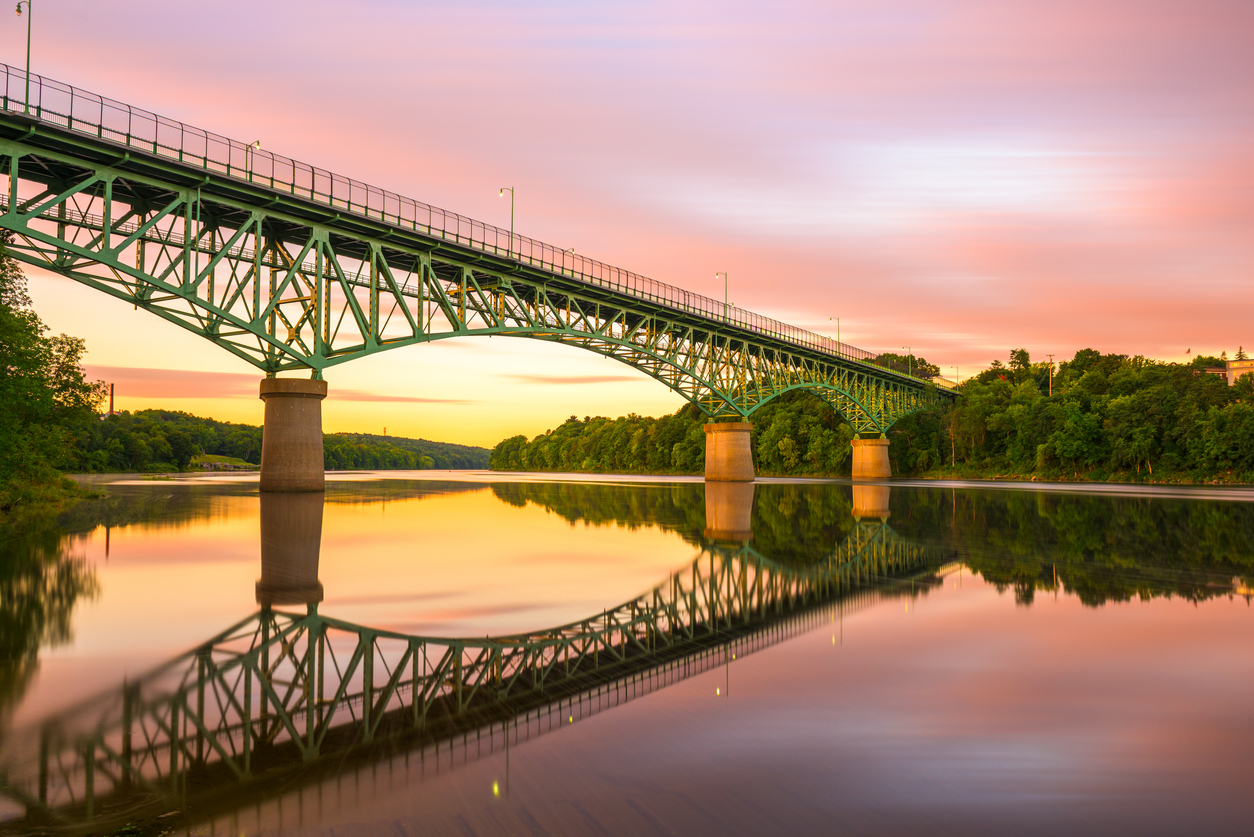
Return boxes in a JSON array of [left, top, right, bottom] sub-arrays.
[[1, 472, 1252, 836]]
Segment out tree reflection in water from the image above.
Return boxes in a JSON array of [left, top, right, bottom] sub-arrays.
[[0, 516, 99, 724]]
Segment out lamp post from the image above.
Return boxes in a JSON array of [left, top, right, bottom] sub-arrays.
[[1047, 353, 1055, 396], [563, 247, 575, 274], [902, 346, 912, 377], [15, 1, 31, 115], [244, 140, 260, 176], [498, 187, 514, 258], [953, 365, 959, 386], [829, 317, 840, 351], [715, 272, 728, 319]]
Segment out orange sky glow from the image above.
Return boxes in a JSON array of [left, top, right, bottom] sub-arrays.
[[10, 0, 1254, 446]]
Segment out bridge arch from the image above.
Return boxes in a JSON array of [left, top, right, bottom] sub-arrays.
[[0, 68, 954, 483]]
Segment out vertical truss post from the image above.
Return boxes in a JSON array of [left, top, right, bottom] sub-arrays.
[[196, 655, 205, 765], [242, 663, 252, 777], [168, 699, 180, 782], [362, 632, 374, 743], [84, 741, 95, 820], [305, 622, 317, 757], [37, 726, 47, 805]]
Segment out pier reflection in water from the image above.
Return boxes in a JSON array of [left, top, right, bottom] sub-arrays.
[[0, 480, 942, 835], [1, 476, 1252, 836], [256, 493, 324, 610]]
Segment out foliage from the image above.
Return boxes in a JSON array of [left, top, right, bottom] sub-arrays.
[[490, 394, 857, 476], [493, 346, 1254, 484], [873, 351, 940, 380], [62, 412, 489, 473], [890, 347, 1254, 481], [0, 234, 106, 512]]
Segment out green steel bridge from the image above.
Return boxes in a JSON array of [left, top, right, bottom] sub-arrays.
[[0, 64, 954, 433], [0, 520, 943, 834]]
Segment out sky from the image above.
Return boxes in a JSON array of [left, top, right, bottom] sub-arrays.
[[8, 0, 1254, 446]]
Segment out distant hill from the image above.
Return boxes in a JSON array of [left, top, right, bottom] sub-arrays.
[[68, 409, 488, 473], [326, 432, 488, 470]]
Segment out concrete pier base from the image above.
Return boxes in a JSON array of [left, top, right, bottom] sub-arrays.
[[256, 491, 325, 608], [259, 378, 327, 492], [704, 481, 756, 542], [851, 485, 891, 520], [704, 422, 755, 482], [851, 437, 891, 479]]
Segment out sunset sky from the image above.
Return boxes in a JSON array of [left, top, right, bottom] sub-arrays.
[[9, 0, 1254, 447]]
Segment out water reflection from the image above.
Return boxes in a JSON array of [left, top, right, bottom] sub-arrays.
[[851, 484, 891, 520], [0, 518, 99, 726], [0, 480, 944, 835], [703, 481, 755, 542], [256, 492, 323, 609], [2, 477, 1253, 835]]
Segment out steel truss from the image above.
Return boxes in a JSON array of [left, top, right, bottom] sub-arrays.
[[0, 106, 951, 431], [0, 523, 936, 832]]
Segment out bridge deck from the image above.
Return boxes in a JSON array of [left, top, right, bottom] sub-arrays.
[[0, 61, 945, 389]]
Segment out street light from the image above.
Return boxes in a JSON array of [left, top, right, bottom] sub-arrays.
[[902, 346, 912, 377], [829, 317, 840, 350], [1047, 353, 1055, 396], [498, 187, 514, 258], [715, 271, 728, 319], [15, 1, 31, 115], [952, 365, 959, 386], [244, 140, 261, 175]]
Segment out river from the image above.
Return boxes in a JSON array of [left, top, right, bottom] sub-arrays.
[[0, 472, 1251, 835]]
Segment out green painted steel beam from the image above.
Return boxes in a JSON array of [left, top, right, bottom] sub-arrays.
[[0, 76, 954, 432]]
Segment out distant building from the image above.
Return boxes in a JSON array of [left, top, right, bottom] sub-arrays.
[[1203, 359, 1254, 386]]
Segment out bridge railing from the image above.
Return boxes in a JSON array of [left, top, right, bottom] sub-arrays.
[[0, 63, 951, 385]]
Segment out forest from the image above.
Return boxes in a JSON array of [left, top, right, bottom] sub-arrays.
[[491, 347, 1254, 483], [57, 411, 488, 474]]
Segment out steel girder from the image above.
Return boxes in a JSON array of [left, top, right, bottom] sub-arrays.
[[0, 532, 939, 832], [0, 120, 952, 433]]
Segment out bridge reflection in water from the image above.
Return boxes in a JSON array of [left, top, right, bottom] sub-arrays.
[[0, 483, 942, 834]]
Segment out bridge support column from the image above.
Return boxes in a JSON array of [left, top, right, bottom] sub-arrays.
[[851, 437, 891, 479], [704, 422, 754, 482], [259, 378, 327, 492]]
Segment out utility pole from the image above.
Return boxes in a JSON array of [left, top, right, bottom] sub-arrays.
[[1047, 353, 1055, 396]]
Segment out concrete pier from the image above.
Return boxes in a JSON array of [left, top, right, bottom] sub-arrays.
[[256, 491, 325, 608], [851, 437, 891, 479], [704, 481, 756, 542], [259, 377, 327, 492], [704, 422, 755, 482]]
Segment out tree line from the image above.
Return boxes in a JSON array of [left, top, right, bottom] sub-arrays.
[[61, 410, 489, 473], [492, 347, 1254, 483]]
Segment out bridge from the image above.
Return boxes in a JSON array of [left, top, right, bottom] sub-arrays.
[[0, 484, 943, 834], [0, 63, 955, 484]]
